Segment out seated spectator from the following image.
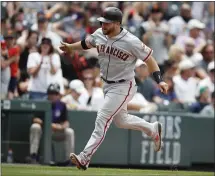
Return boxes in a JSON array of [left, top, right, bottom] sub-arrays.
[[4, 31, 20, 99], [168, 44, 185, 63], [61, 79, 87, 110], [29, 83, 75, 164], [196, 43, 214, 73], [79, 68, 104, 111], [153, 76, 179, 104], [175, 19, 206, 51], [163, 59, 179, 78], [189, 86, 211, 113], [173, 59, 199, 103], [184, 37, 203, 66], [196, 61, 214, 96], [183, 37, 208, 79], [200, 91, 215, 116], [27, 38, 64, 100], [135, 59, 157, 102]]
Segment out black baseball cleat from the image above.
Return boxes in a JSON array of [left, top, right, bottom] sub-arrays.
[[70, 153, 88, 170]]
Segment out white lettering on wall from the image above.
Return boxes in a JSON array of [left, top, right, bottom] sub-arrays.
[[166, 116, 174, 139], [140, 141, 149, 164], [140, 115, 182, 165], [174, 116, 181, 139], [140, 141, 181, 165], [149, 141, 154, 164], [156, 144, 164, 164], [164, 141, 172, 165], [150, 115, 158, 123], [159, 116, 166, 139], [173, 142, 181, 165], [142, 115, 150, 139]]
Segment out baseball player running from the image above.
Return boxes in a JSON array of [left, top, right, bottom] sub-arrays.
[[60, 7, 169, 170]]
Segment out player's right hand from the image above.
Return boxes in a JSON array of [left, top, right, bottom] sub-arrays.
[[59, 41, 71, 54]]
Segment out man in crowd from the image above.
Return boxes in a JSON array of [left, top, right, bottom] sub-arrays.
[[175, 19, 206, 51], [139, 4, 172, 73], [61, 79, 87, 110], [196, 61, 214, 97], [173, 59, 199, 103], [135, 59, 157, 102], [200, 91, 215, 116], [29, 83, 75, 164], [168, 3, 192, 40]]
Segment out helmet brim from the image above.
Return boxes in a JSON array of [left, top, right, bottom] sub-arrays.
[[97, 17, 113, 23]]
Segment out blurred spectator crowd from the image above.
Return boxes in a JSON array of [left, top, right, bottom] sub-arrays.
[[1, 1, 214, 116]]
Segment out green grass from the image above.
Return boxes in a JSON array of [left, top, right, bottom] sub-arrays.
[[1, 164, 213, 176]]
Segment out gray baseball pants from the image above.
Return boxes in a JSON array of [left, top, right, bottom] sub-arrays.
[[79, 79, 154, 166]]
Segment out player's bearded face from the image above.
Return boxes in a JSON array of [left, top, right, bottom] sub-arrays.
[[101, 22, 115, 35]]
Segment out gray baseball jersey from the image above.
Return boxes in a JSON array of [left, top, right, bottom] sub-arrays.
[[86, 28, 153, 81], [75, 27, 162, 168]]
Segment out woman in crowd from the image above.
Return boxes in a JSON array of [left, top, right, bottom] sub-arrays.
[[27, 37, 64, 99]]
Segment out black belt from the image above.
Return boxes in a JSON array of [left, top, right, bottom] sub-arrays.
[[101, 77, 126, 84]]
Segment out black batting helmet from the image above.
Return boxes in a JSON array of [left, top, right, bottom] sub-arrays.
[[97, 7, 123, 24]]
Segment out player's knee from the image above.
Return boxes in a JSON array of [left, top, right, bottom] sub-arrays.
[[97, 109, 112, 120], [30, 123, 42, 133]]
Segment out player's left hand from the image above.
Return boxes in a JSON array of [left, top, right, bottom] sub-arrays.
[[59, 41, 71, 54], [158, 81, 169, 94]]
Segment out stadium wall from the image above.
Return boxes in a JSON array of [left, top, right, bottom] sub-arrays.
[[1, 100, 214, 167]]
